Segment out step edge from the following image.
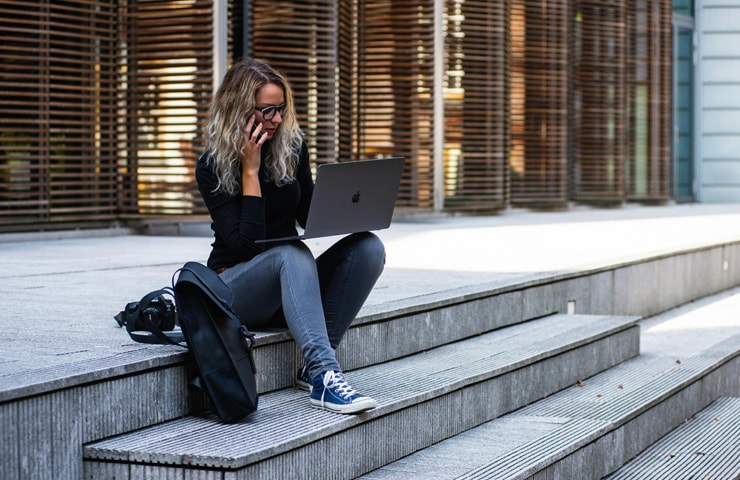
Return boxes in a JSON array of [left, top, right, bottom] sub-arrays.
[[433, 342, 740, 479], [605, 396, 740, 479], [83, 318, 640, 468]]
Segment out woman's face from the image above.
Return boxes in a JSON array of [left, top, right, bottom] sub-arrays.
[[253, 82, 285, 140]]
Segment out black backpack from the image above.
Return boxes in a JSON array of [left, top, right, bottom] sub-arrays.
[[173, 261, 258, 422], [114, 262, 258, 422]]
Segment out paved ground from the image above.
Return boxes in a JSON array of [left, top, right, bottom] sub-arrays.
[[3, 203, 740, 384]]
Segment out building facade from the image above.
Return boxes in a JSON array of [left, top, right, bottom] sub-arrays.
[[0, 0, 735, 233], [694, 1, 740, 202]]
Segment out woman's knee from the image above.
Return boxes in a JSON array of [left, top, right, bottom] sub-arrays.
[[227, 243, 315, 284], [363, 231, 385, 254], [350, 232, 386, 269], [272, 242, 316, 269]]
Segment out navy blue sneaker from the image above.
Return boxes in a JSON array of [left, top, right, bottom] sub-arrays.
[[295, 364, 312, 392], [310, 370, 377, 414]]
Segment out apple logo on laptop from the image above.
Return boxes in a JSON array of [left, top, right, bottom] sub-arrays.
[[352, 191, 361, 203]]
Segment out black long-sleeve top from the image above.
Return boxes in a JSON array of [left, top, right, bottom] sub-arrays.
[[195, 142, 313, 270]]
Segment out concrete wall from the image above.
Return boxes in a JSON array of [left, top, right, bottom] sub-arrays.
[[698, 0, 740, 202]]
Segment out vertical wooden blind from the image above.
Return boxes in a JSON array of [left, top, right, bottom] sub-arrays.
[[509, 0, 571, 207], [0, 0, 118, 231], [250, 1, 339, 166], [0, 0, 677, 232], [117, 0, 213, 217], [625, 0, 671, 201], [572, 1, 627, 202], [443, 0, 509, 212], [355, 0, 436, 209], [336, 1, 356, 166]]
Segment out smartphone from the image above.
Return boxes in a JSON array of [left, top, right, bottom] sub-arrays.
[[250, 121, 261, 137]]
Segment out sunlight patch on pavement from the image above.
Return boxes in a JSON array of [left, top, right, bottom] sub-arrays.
[[380, 214, 740, 274]]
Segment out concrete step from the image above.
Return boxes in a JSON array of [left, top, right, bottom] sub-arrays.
[[8, 232, 738, 480], [1, 274, 573, 480], [605, 396, 740, 480], [358, 333, 739, 480], [83, 313, 639, 479], [0, 259, 639, 480]]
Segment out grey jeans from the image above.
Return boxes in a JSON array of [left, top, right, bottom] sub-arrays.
[[219, 232, 385, 380]]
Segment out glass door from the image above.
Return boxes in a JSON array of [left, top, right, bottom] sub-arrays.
[[672, 10, 694, 201]]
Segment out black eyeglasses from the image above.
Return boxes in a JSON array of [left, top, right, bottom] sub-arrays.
[[255, 103, 286, 121]]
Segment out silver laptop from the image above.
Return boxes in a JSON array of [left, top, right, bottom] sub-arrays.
[[256, 156, 405, 243]]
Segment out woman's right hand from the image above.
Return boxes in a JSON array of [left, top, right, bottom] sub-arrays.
[[242, 115, 267, 196], [243, 115, 267, 170]]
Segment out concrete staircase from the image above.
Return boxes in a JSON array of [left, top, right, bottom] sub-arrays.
[[605, 396, 739, 480], [359, 331, 739, 479], [3, 239, 740, 479], [84, 313, 639, 478]]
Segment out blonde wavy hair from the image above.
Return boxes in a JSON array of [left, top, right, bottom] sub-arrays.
[[204, 59, 303, 194]]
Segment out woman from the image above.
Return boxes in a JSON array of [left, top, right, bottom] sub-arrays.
[[196, 59, 385, 415]]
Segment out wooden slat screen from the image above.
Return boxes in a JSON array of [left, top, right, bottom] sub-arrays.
[[0, 0, 681, 233], [229, 0, 245, 62], [250, 1, 339, 167], [442, 0, 509, 212], [625, 0, 671, 201], [337, 0, 356, 166], [117, 0, 213, 216], [571, 1, 627, 202], [355, 1, 436, 209], [0, 0, 118, 231], [509, 0, 570, 206]]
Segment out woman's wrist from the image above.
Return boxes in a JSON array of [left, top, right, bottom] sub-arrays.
[[241, 170, 261, 197]]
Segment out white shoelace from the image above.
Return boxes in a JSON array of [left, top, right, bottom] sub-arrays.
[[321, 370, 358, 406]]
